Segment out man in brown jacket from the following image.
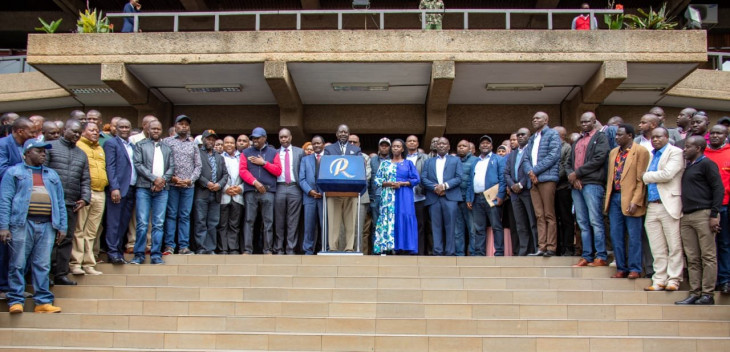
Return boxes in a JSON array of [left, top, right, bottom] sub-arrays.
[[604, 124, 650, 279]]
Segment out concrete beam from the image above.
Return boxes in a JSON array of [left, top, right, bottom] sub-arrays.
[[0, 72, 69, 102], [300, 0, 321, 10], [52, 0, 85, 17], [666, 0, 692, 19], [100, 62, 167, 123], [424, 61, 454, 143], [264, 61, 305, 142], [179, 0, 209, 11], [560, 61, 627, 128]]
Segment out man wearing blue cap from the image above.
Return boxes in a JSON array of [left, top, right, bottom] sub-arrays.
[[1, 140, 66, 314]]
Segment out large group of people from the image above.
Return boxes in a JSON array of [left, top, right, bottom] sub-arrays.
[[0, 105, 729, 314]]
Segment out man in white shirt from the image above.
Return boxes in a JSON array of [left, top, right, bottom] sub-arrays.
[[274, 128, 304, 254]]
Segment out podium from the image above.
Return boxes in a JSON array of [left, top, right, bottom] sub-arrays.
[[316, 155, 367, 254]]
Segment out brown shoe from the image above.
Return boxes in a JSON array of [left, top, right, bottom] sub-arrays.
[[34, 303, 61, 313], [573, 258, 590, 267], [627, 272, 641, 279], [611, 271, 628, 278], [9, 303, 23, 314], [644, 284, 666, 291], [665, 283, 680, 291], [588, 259, 608, 267]]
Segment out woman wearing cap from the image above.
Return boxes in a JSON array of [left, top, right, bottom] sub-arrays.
[[373, 139, 420, 254]]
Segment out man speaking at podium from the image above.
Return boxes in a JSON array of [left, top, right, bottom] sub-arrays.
[[324, 124, 362, 252]]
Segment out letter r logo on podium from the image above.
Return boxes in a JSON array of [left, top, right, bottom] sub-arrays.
[[330, 158, 355, 178]]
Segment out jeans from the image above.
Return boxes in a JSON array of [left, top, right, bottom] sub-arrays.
[[164, 186, 194, 250], [454, 201, 473, 256], [471, 195, 504, 256], [193, 192, 221, 252], [608, 192, 643, 273], [135, 188, 168, 259], [572, 184, 607, 262], [7, 220, 55, 306], [717, 206, 730, 285]]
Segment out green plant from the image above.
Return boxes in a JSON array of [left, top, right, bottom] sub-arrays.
[[76, 8, 113, 33], [624, 2, 678, 30], [603, 2, 624, 30], [35, 17, 63, 33]]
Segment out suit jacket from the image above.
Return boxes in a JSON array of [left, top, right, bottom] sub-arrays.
[[604, 144, 650, 216], [133, 138, 175, 190], [195, 149, 229, 202], [642, 144, 684, 219], [422, 154, 462, 206], [504, 148, 531, 191], [299, 154, 322, 206], [324, 142, 361, 157], [467, 153, 506, 203], [277, 145, 304, 185], [0, 135, 23, 181], [103, 136, 134, 198]]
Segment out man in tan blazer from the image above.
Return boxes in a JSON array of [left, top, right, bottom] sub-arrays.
[[642, 127, 685, 291], [604, 124, 650, 279]]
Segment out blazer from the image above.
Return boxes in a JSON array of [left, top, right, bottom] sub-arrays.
[[324, 142, 361, 157], [504, 147, 531, 191], [195, 149, 229, 202], [298, 154, 321, 206], [603, 144, 651, 216], [642, 144, 684, 220], [467, 153, 506, 204], [277, 145, 304, 185], [103, 136, 134, 198], [133, 138, 175, 190], [0, 135, 23, 181], [421, 154, 463, 206]]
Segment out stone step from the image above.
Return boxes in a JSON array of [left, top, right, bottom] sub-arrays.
[[2, 313, 729, 337], [4, 299, 729, 321], [0, 329, 727, 351]]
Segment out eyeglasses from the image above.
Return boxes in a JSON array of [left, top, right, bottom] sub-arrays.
[[516, 133, 526, 136]]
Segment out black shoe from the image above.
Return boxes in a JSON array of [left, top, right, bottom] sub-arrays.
[[528, 251, 546, 256], [195, 249, 206, 254], [719, 283, 730, 294], [543, 250, 556, 257], [54, 276, 77, 286], [675, 295, 700, 305], [695, 295, 715, 305], [110, 257, 127, 265], [218, 250, 228, 255]]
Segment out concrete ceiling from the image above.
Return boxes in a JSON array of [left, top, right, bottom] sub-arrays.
[[602, 63, 699, 106]]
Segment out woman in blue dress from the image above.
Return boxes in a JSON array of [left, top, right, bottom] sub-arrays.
[[374, 139, 420, 254]]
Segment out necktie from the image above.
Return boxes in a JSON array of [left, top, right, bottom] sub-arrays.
[[285, 148, 291, 184], [340, 143, 346, 155], [315, 154, 321, 178]]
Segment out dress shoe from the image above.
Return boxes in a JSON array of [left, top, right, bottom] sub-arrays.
[[195, 249, 206, 255], [83, 267, 103, 275], [588, 259, 608, 267], [218, 250, 228, 255], [543, 250, 556, 257], [611, 271, 628, 278], [229, 250, 240, 255], [34, 303, 61, 313], [665, 282, 680, 291], [695, 294, 715, 305], [719, 282, 730, 294], [54, 276, 77, 286], [529, 251, 546, 256], [178, 247, 193, 255], [110, 257, 127, 265], [573, 258, 590, 267], [627, 272, 641, 279], [9, 303, 23, 314], [644, 284, 665, 291], [70, 267, 86, 275], [675, 295, 700, 305]]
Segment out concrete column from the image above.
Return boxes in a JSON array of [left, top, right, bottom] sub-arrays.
[[561, 60, 627, 128], [424, 60, 454, 144], [100, 62, 169, 127], [264, 60, 305, 143]]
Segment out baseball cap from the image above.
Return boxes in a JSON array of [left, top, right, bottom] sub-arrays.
[[378, 137, 391, 145], [23, 139, 52, 154], [175, 114, 192, 124], [201, 129, 218, 139], [479, 135, 493, 144], [251, 127, 267, 138], [718, 116, 730, 125]]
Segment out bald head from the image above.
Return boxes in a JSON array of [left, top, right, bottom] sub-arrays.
[[42, 121, 61, 142], [639, 114, 660, 135], [532, 111, 549, 131], [606, 116, 624, 126], [553, 126, 567, 142]]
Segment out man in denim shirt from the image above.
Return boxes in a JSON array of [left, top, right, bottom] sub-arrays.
[[0, 140, 67, 314]]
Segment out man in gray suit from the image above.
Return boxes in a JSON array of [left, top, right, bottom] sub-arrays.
[[193, 130, 228, 255], [274, 128, 304, 254]]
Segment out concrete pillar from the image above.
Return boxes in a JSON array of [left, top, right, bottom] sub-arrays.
[[100, 62, 169, 128], [561, 60, 627, 128], [264, 60, 306, 143], [424, 60, 455, 144]]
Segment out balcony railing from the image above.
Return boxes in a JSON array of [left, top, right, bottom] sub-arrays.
[[0, 55, 34, 75], [708, 52, 730, 71], [106, 8, 623, 33]]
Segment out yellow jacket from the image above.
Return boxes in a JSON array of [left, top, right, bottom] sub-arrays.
[[77, 136, 109, 191]]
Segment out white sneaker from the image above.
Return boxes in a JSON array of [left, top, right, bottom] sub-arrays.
[[70, 267, 86, 275], [83, 267, 103, 275]]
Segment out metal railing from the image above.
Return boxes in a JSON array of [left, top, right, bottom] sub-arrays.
[[107, 8, 623, 33], [0, 55, 34, 74], [708, 52, 730, 71]]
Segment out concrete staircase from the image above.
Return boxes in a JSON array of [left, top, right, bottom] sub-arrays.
[[1, 255, 729, 351]]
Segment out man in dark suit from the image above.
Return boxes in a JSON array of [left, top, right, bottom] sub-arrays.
[[422, 137, 462, 256], [192, 130, 228, 255], [275, 128, 304, 254], [323, 124, 362, 252], [504, 128, 538, 256], [467, 135, 506, 256], [299, 135, 325, 255], [103, 118, 136, 264]]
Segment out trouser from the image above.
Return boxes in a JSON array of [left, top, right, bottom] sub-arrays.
[[7, 220, 55, 306], [193, 192, 220, 252], [415, 200, 429, 255], [472, 195, 504, 256], [454, 201, 473, 256], [530, 181, 557, 252], [71, 190, 105, 269], [572, 184, 607, 262], [608, 192, 643, 273], [51, 204, 77, 280], [370, 195, 380, 251], [327, 196, 356, 252], [106, 188, 135, 260], [511, 190, 538, 256], [680, 209, 717, 296], [274, 183, 302, 254], [502, 197, 519, 256], [717, 206, 730, 286], [164, 186, 194, 250], [555, 187, 575, 255], [134, 188, 168, 259], [429, 197, 458, 256], [218, 202, 242, 253], [302, 198, 324, 255], [243, 191, 275, 254], [359, 202, 370, 254], [645, 202, 683, 287]]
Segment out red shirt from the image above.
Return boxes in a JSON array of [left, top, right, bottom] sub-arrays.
[[705, 143, 730, 205], [574, 15, 592, 30], [573, 129, 596, 171]]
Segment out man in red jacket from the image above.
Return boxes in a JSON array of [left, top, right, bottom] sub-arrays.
[[705, 124, 730, 294]]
